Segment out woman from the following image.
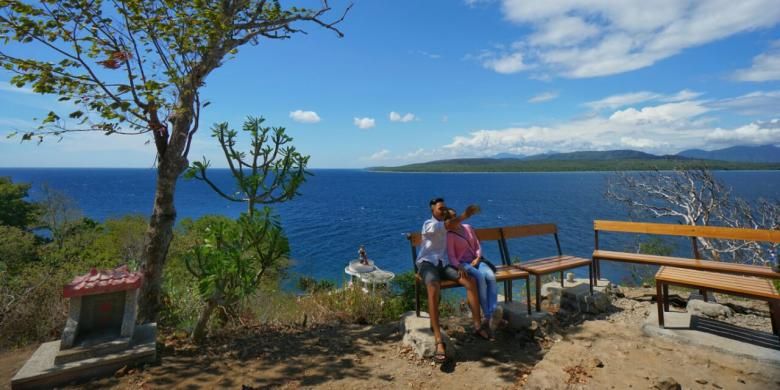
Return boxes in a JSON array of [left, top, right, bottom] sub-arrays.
[[445, 208, 503, 337]]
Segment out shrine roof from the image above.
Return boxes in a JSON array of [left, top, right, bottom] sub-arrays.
[[63, 265, 143, 298]]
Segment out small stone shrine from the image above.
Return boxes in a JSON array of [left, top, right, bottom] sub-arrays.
[[12, 265, 157, 390]]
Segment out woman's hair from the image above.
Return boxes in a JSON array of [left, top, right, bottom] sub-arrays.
[[444, 208, 457, 221]]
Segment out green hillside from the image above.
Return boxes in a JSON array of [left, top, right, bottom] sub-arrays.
[[370, 158, 780, 172]]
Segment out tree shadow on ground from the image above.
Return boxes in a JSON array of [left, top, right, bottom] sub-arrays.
[[78, 322, 401, 389], [439, 316, 547, 383]]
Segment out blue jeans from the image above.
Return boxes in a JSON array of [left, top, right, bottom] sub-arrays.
[[462, 262, 497, 319]]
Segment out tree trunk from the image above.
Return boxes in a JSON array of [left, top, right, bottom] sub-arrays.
[[137, 152, 188, 323], [191, 299, 218, 342]]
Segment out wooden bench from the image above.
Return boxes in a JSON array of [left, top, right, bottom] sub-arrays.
[[655, 266, 780, 336], [503, 224, 594, 312], [593, 220, 780, 289], [406, 227, 532, 317]]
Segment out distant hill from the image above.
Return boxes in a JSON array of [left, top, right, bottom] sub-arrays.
[[676, 145, 780, 163], [522, 149, 664, 161], [370, 148, 780, 172], [492, 152, 526, 159]]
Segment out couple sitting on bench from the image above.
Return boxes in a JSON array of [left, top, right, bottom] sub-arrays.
[[417, 197, 505, 363]]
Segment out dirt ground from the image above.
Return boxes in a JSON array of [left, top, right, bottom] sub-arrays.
[[2, 289, 780, 389]]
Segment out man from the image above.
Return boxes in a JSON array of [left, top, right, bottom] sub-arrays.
[[417, 197, 487, 363]]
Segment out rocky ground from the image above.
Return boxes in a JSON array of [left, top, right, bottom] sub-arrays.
[[2, 286, 779, 389]]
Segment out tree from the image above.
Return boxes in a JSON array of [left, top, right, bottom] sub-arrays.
[[183, 211, 289, 341], [182, 116, 306, 341], [0, 177, 40, 229], [185, 116, 309, 215], [37, 184, 83, 249], [0, 1, 349, 322], [607, 167, 779, 265]]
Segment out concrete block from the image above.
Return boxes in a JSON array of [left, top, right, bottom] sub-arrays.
[[120, 289, 138, 339], [686, 299, 733, 318], [498, 302, 553, 332], [642, 310, 780, 365], [400, 311, 454, 360], [60, 296, 81, 350], [12, 323, 156, 390]]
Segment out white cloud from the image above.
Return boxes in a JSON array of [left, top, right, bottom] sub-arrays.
[[415, 50, 441, 59], [369, 149, 391, 160], [585, 91, 661, 110], [585, 89, 704, 111], [620, 136, 665, 149], [709, 90, 780, 116], [289, 110, 321, 124], [482, 52, 528, 74], [609, 101, 710, 125], [353, 117, 375, 129], [528, 16, 600, 47], [437, 95, 772, 157], [707, 119, 780, 145], [528, 91, 559, 103], [389, 111, 416, 122], [483, 0, 780, 78], [659, 89, 704, 102], [733, 41, 780, 82]]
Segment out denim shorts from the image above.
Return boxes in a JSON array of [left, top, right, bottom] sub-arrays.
[[418, 261, 460, 286]]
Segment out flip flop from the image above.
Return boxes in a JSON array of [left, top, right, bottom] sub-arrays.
[[433, 341, 447, 363]]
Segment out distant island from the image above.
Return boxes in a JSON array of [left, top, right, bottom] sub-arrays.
[[370, 145, 780, 172]]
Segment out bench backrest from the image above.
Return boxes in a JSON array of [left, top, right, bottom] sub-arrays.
[[593, 220, 780, 259], [501, 223, 562, 260], [406, 226, 507, 271], [594, 220, 780, 243]]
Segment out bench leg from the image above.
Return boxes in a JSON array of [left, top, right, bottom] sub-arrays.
[[504, 280, 511, 302], [700, 288, 708, 302], [663, 283, 669, 312], [656, 280, 665, 328], [526, 280, 532, 315], [535, 274, 542, 312], [769, 300, 780, 336], [415, 281, 421, 317], [588, 262, 594, 295], [560, 271, 564, 287]]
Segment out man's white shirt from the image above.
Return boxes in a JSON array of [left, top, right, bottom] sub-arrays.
[[416, 217, 449, 266]]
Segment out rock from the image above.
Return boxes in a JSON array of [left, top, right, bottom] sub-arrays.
[[114, 365, 129, 378], [695, 379, 708, 384], [566, 272, 576, 282], [737, 378, 745, 384], [686, 300, 733, 318], [497, 302, 556, 340], [593, 358, 604, 368], [399, 311, 455, 360], [562, 284, 611, 314], [712, 383, 723, 389], [654, 377, 681, 390]]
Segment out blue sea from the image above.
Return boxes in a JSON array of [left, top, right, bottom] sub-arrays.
[[2, 168, 779, 291]]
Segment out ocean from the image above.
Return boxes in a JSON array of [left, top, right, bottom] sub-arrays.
[[2, 168, 779, 291]]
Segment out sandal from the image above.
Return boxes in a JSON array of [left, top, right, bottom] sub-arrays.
[[433, 341, 447, 363], [473, 325, 491, 341]]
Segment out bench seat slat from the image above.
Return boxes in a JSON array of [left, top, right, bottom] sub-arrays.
[[593, 250, 780, 279], [416, 265, 528, 289], [519, 255, 592, 274], [656, 267, 779, 300], [657, 267, 777, 289]]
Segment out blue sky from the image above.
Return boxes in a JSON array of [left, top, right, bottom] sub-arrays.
[[1, 0, 780, 168]]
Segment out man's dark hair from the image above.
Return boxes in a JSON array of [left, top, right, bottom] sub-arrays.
[[429, 197, 445, 207]]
